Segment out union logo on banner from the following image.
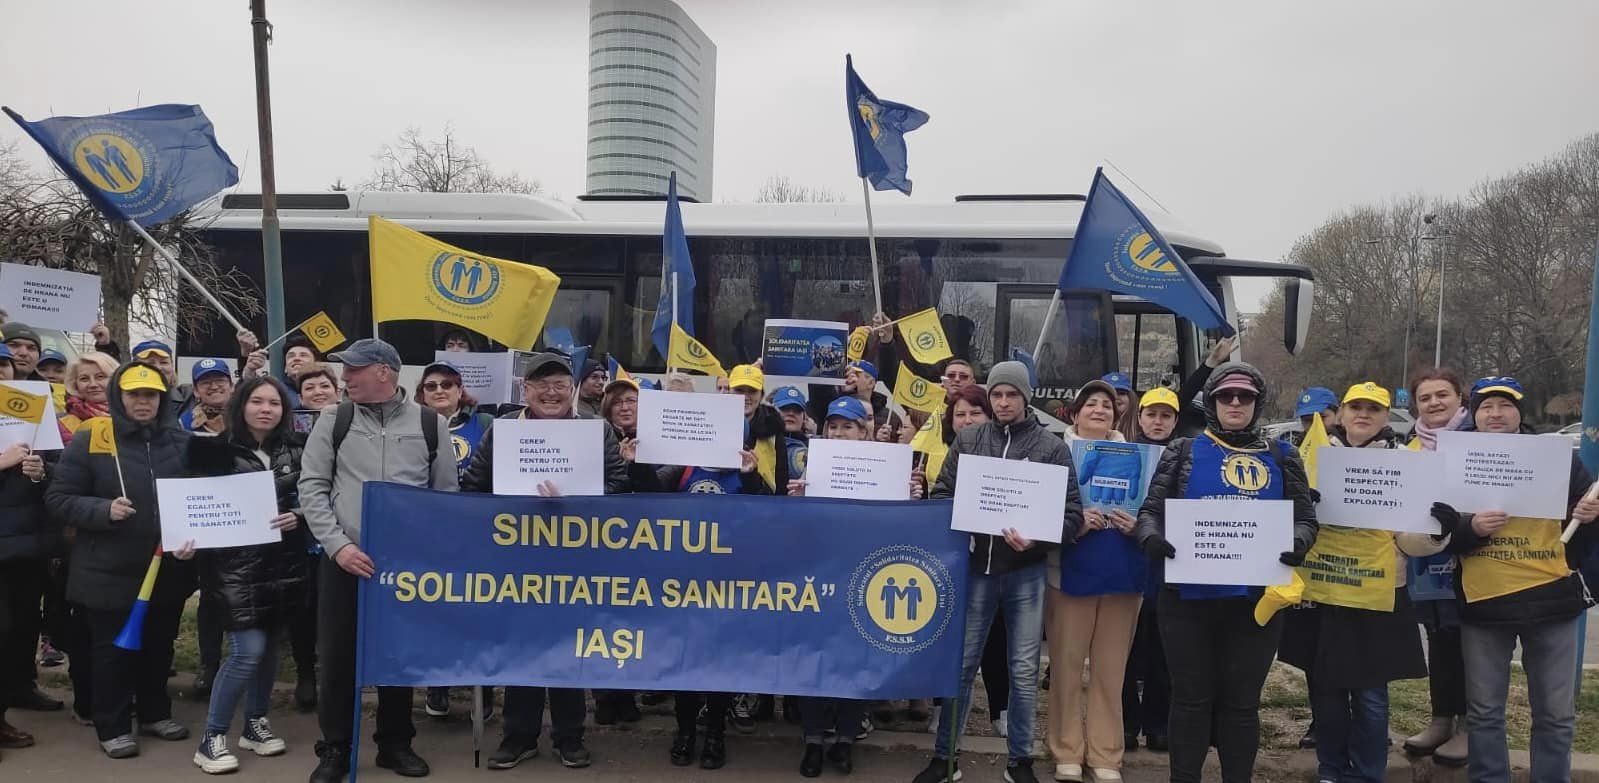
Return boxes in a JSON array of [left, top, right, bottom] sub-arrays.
[[847, 544, 956, 656]]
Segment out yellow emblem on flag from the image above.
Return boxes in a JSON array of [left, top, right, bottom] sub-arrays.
[[846, 326, 870, 363], [1299, 412, 1331, 490], [0, 384, 46, 424], [298, 311, 347, 353], [895, 309, 952, 365], [87, 416, 118, 456], [669, 323, 727, 377], [893, 363, 943, 413], [368, 216, 561, 349], [910, 407, 949, 484]]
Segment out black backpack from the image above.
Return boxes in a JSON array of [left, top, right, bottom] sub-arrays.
[[327, 400, 440, 475]]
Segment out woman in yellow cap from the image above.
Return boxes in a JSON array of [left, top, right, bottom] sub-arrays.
[[1277, 382, 1455, 783]]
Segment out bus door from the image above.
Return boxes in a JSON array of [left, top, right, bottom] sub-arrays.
[[992, 284, 1116, 423], [538, 276, 623, 360]]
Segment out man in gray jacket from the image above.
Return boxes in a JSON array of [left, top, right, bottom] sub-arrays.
[[299, 339, 458, 783]]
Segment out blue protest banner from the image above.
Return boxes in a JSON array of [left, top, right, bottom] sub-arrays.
[[1070, 439, 1162, 514], [356, 484, 968, 698], [762, 319, 850, 379]]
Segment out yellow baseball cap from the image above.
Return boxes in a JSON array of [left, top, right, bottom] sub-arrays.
[[1139, 387, 1180, 412], [118, 365, 169, 393], [1342, 382, 1391, 408], [729, 364, 764, 392]]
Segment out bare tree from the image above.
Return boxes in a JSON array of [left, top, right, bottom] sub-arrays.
[[362, 125, 542, 194], [755, 175, 842, 204]]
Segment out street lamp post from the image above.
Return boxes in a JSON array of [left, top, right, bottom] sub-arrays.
[[1364, 213, 1449, 386]]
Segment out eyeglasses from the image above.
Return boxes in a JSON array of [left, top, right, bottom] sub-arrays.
[[1212, 391, 1258, 405], [422, 380, 458, 392], [525, 380, 572, 393]]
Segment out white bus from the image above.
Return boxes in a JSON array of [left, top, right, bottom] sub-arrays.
[[189, 191, 1313, 416]]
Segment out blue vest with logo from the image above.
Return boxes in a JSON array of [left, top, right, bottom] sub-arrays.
[[785, 435, 808, 480], [451, 412, 490, 476], [1176, 432, 1285, 600], [678, 465, 744, 495]]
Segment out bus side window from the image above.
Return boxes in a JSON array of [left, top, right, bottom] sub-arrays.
[[1115, 312, 1179, 390]]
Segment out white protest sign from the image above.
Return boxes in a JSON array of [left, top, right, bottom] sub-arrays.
[[1438, 430, 1572, 519], [1314, 446, 1442, 534], [804, 439, 913, 500], [635, 389, 745, 470], [950, 454, 1069, 544], [0, 381, 63, 451], [1164, 498, 1294, 587], [0, 263, 101, 332], [491, 418, 605, 496], [434, 350, 513, 408], [156, 471, 281, 551]]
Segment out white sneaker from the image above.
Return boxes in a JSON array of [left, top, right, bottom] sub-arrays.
[[992, 708, 1009, 738], [239, 716, 287, 756], [1054, 762, 1083, 782], [192, 732, 240, 774], [1090, 769, 1122, 782]]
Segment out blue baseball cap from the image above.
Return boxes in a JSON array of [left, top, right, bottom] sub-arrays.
[[848, 360, 878, 379], [770, 386, 806, 410], [1294, 386, 1338, 418], [421, 360, 463, 378], [826, 396, 869, 423], [132, 339, 173, 359], [191, 358, 231, 383], [1101, 371, 1133, 392], [38, 348, 66, 366], [0, 344, 12, 361], [1470, 375, 1525, 413], [330, 338, 402, 371]]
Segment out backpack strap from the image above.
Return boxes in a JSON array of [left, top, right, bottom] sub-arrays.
[[420, 407, 440, 468], [328, 401, 356, 476]]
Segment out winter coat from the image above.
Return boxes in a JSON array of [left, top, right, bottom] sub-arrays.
[[188, 434, 310, 630], [47, 364, 193, 611], [461, 407, 628, 495], [0, 447, 60, 562], [932, 410, 1083, 576]]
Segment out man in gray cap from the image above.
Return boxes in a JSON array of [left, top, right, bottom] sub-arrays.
[[299, 338, 458, 782]]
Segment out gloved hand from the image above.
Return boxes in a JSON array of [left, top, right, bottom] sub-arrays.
[[1279, 535, 1312, 567], [1141, 533, 1176, 560], [1429, 502, 1460, 541], [1085, 444, 1144, 508]]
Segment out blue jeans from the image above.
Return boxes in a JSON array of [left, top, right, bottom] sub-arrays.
[[1311, 685, 1388, 783], [933, 561, 1045, 763], [1463, 616, 1579, 783], [205, 627, 278, 735]]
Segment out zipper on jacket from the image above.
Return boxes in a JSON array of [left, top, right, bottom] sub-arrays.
[[985, 423, 1017, 576]]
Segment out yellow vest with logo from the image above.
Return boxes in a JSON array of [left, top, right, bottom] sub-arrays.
[[1460, 517, 1569, 603]]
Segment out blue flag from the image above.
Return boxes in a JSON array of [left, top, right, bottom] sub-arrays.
[[4, 104, 238, 227], [845, 55, 929, 195], [544, 327, 577, 355], [1058, 169, 1234, 336], [1010, 347, 1039, 388], [651, 172, 697, 360], [569, 345, 592, 379]]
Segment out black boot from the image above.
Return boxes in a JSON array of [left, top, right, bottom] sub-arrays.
[[309, 742, 351, 783], [375, 744, 430, 777], [700, 731, 726, 770], [669, 731, 695, 767], [827, 742, 854, 774], [800, 743, 824, 777]]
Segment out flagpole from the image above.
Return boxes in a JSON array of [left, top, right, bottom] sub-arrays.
[[667, 270, 679, 376], [257, 314, 314, 352], [1030, 289, 1062, 360], [860, 178, 884, 315], [123, 220, 247, 334]]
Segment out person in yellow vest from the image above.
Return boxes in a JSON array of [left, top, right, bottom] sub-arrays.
[[1448, 376, 1598, 783], [1277, 382, 1456, 783]]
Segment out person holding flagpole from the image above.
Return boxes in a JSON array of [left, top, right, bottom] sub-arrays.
[[47, 362, 195, 759], [0, 345, 54, 757]]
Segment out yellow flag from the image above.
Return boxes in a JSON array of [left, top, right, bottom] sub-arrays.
[[670, 323, 727, 377], [1299, 413, 1331, 489], [298, 311, 347, 353], [846, 326, 870, 362], [1254, 571, 1305, 626], [754, 436, 777, 492], [368, 215, 561, 349], [0, 385, 46, 424], [50, 382, 66, 414], [895, 308, 952, 365], [911, 408, 949, 484], [87, 416, 118, 456], [893, 363, 943, 413], [1299, 526, 1398, 612]]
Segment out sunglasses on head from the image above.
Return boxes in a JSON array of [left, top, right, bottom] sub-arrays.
[[1213, 390, 1258, 405], [422, 380, 458, 392]]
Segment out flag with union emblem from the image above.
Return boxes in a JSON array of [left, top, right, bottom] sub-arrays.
[[910, 408, 949, 484], [893, 363, 943, 413], [368, 216, 561, 350], [669, 323, 726, 377], [895, 308, 952, 365], [3, 104, 238, 227], [845, 55, 930, 195], [846, 326, 870, 363], [297, 311, 346, 353], [1057, 169, 1233, 336], [1299, 410, 1331, 490], [0, 384, 47, 425], [87, 416, 118, 456]]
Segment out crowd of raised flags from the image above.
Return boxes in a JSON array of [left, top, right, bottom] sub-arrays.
[[0, 56, 1594, 783]]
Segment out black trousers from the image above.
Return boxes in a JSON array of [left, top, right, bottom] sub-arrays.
[[800, 697, 865, 744], [289, 552, 319, 673], [503, 686, 586, 744], [196, 590, 222, 673], [675, 692, 731, 736], [61, 601, 94, 721], [0, 557, 47, 710], [1122, 596, 1170, 738], [1157, 590, 1283, 783], [316, 559, 414, 749], [1426, 624, 1467, 717], [83, 596, 186, 741]]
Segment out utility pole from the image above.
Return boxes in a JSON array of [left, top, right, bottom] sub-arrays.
[[251, 0, 286, 375]]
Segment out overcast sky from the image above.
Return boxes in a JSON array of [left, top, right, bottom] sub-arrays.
[[6, 0, 1599, 311]]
